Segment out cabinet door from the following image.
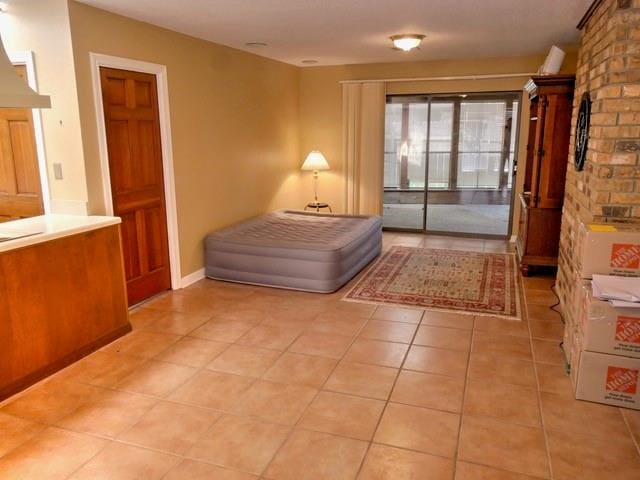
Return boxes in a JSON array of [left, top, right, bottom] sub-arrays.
[[523, 101, 538, 195], [535, 93, 573, 209], [0, 66, 44, 221], [529, 99, 545, 208]]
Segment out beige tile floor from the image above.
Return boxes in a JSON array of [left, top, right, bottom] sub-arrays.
[[1, 233, 640, 479]]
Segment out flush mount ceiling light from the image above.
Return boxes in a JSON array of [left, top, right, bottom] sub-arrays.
[[390, 34, 425, 52], [301, 59, 318, 64], [245, 42, 267, 47]]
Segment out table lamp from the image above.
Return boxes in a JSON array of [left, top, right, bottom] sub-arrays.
[[301, 151, 331, 212]]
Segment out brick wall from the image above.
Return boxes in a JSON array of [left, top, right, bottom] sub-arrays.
[[557, 0, 640, 324]]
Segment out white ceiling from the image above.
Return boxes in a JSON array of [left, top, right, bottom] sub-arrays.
[[77, 0, 591, 66]]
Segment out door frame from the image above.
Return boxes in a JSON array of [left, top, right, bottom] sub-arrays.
[[90, 52, 181, 291], [8, 51, 51, 215]]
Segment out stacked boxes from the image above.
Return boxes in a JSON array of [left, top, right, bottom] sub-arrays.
[[564, 222, 640, 410], [574, 287, 640, 409]]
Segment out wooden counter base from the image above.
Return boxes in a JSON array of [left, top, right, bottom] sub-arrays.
[[0, 224, 130, 401]]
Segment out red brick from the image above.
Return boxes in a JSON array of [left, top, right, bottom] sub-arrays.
[[619, 112, 640, 124], [601, 126, 640, 138], [611, 152, 639, 165], [611, 192, 640, 204], [623, 84, 640, 97], [607, 69, 640, 83], [609, 56, 626, 70], [591, 113, 618, 125], [601, 98, 640, 112]]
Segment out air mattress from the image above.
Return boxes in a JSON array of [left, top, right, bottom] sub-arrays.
[[205, 210, 382, 293]]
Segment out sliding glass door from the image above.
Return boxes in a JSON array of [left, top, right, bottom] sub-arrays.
[[382, 92, 520, 237]]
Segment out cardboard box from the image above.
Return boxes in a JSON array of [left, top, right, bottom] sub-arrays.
[[582, 287, 640, 359], [577, 223, 640, 279], [575, 350, 640, 410]]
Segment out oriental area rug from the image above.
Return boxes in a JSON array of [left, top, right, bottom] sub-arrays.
[[344, 246, 523, 320]]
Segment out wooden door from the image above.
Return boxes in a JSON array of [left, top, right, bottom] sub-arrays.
[[100, 67, 171, 306], [0, 65, 44, 222]]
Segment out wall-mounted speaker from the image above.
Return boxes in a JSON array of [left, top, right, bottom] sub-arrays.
[[538, 45, 566, 75]]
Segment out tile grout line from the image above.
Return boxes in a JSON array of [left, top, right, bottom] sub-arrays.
[[525, 285, 556, 480], [620, 407, 640, 457], [178, 240, 558, 479], [54, 298, 271, 479], [54, 417, 266, 479], [52, 291, 287, 478], [256, 303, 378, 478], [352, 308, 427, 479], [453, 314, 476, 479], [46, 298, 342, 480], [3, 238, 588, 480]]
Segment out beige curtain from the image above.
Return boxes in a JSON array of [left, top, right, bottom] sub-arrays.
[[342, 82, 386, 215]]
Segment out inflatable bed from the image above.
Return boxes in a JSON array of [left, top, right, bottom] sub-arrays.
[[205, 210, 382, 293]]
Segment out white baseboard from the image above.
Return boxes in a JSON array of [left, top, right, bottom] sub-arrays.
[[49, 199, 89, 215], [181, 268, 205, 288]]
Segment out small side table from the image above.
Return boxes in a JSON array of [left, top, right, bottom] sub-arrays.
[[304, 202, 332, 213]]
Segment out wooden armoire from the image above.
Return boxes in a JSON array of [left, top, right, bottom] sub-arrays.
[[516, 75, 575, 276]]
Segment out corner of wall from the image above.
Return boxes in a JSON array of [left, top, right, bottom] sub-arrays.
[[2, 0, 90, 214]]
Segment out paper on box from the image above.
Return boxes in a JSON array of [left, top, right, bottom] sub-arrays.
[[583, 288, 640, 359], [575, 351, 639, 410], [592, 274, 640, 303]]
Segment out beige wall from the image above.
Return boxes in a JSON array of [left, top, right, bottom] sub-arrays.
[[4, 0, 581, 278], [2, 0, 88, 213], [67, 1, 301, 276], [298, 51, 578, 234]]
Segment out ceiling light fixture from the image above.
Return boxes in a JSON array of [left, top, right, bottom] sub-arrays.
[[301, 59, 318, 64], [245, 42, 267, 47], [390, 34, 425, 52]]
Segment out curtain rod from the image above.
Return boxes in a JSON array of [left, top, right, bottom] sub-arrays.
[[339, 72, 536, 84]]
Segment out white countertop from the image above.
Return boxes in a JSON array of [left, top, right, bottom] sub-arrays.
[[0, 214, 121, 253]]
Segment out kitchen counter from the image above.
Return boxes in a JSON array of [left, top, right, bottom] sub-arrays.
[[0, 215, 130, 400], [0, 214, 120, 253]]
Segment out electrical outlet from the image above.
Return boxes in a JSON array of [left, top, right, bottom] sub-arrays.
[[53, 163, 63, 180]]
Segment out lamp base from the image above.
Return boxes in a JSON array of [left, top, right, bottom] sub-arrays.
[[304, 202, 332, 213]]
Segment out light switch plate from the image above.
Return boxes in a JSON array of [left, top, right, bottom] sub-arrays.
[[53, 163, 63, 180]]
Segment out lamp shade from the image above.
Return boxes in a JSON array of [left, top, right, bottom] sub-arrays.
[[301, 151, 330, 171]]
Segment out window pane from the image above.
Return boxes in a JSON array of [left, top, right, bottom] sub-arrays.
[[507, 100, 519, 189], [457, 101, 506, 188], [407, 103, 428, 188], [384, 103, 402, 188], [428, 102, 453, 189]]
